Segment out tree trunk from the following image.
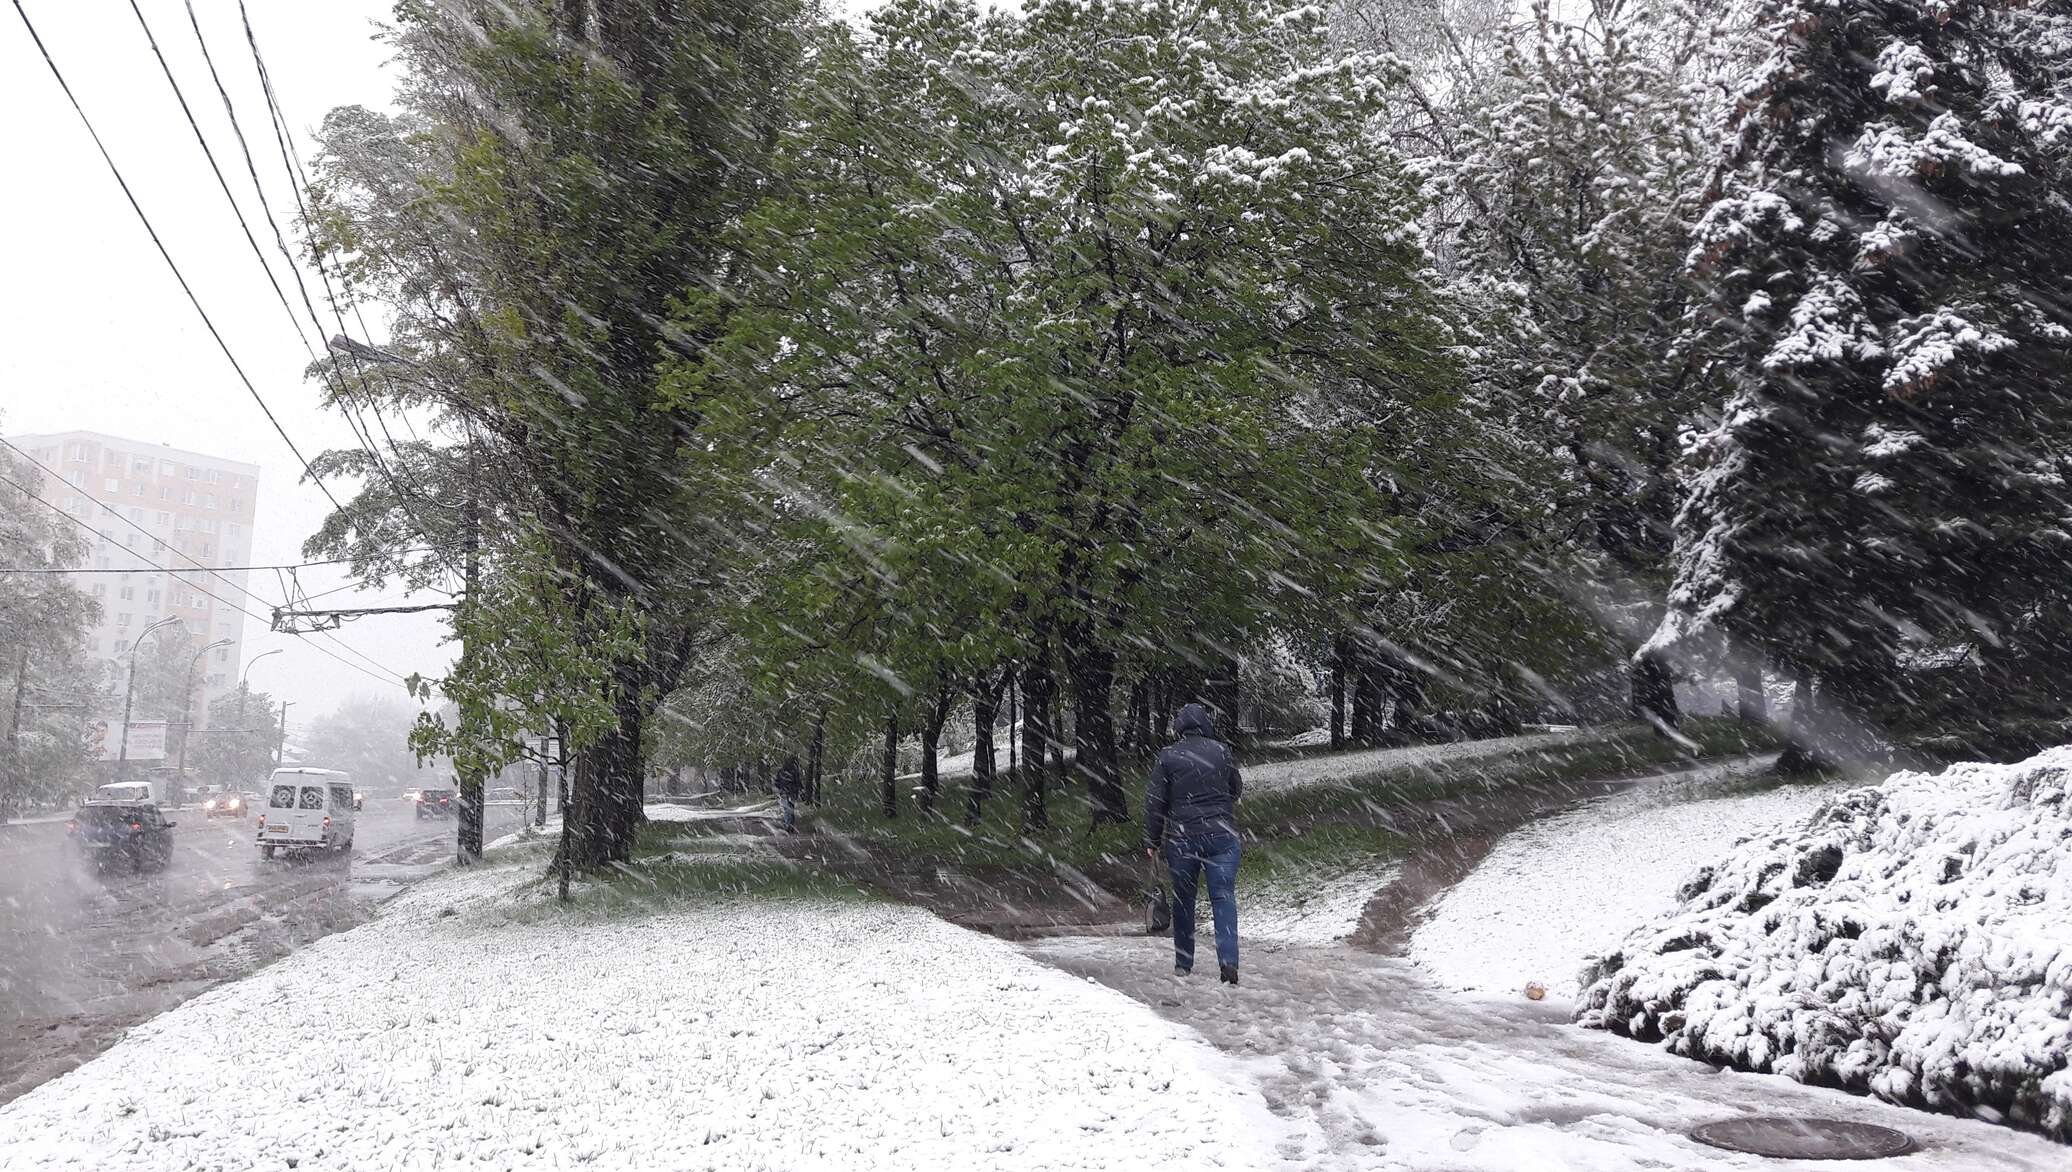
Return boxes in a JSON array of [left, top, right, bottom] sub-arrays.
[[1736, 655, 1767, 725], [967, 674, 1001, 826], [1630, 648, 1681, 732], [1065, 633, 1125, 824], [881, 712, 899, 820], [921, 682, 951, 816], [806, 711, 826, 804], [1020, 659, 1052, 831], [1329, 635, 1347, 750]]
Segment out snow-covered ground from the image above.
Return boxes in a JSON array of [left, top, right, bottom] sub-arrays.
[[0, 847, 1304, 1171], [1248, 863, 1399, 945], [1410, 758, 1841, 1001], [1579, 747, 2072, 1140], [1028, 934, 2070, 1170], [1243, 725, 1623, 795]]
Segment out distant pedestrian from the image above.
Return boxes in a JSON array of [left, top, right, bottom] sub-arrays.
[[774, 754, 804, 834], [1143, 702, 1243, 984]]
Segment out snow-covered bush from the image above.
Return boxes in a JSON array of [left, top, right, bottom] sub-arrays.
[[1576, 747, 2072, 1140]]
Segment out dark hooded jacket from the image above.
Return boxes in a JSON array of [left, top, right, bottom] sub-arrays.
[[773, 756, 804, 799], [1143, 703, 1242, 848]]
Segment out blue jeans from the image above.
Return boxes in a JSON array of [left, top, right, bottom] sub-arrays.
[[1166, 830, 1240, 972], [780, 795, 797, 832]]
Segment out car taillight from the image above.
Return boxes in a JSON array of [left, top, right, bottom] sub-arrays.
[[257, 814, 266, 828], [65, 820, 76, 833], [322, 815, 332, 828], [440, 797, 450, 804], [130, 822, 142, 831]]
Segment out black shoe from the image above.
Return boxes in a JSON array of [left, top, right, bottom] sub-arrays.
[[1174, 964, 1191, 977], [1219, 965, 1239, 985]]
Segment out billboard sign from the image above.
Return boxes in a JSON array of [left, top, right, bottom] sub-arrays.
[[87, 720, 168, 762]]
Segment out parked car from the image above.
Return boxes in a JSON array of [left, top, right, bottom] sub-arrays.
[[256, 768, 357, 860], [202, 791, 250, 819], [415, 787, 456, 819], [69, 802, 175, 872]]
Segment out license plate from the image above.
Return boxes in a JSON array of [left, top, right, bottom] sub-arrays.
[[269, 825, 290, 834]]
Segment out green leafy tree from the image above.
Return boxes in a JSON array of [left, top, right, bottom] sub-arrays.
[[188, 685, 281, 789], [678, 0, 1461, 825], [305, 0, 808, 867]]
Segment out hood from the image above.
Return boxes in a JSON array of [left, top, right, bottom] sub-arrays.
[[1174, 703, 1215, 739]]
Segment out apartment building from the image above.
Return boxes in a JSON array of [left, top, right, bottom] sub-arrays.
[[7, 430, 261, 730]]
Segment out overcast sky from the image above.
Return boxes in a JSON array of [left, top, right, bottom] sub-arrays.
[[2, 0, 431, 733]]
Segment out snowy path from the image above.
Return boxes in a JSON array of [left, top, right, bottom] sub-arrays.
[[0, 852, 1306, 1171], [1242, 725, 1627, 795], [1027, 934, 2069, 1170]]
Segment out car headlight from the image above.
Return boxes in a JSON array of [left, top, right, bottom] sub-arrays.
[[204, 800, 217, 810]]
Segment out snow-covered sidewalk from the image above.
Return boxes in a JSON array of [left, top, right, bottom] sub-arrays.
[[0, 849, 1301, 1171], [1409, 760, 1841, 1001], [1027, 934, 2070, 1170], [1242, 725, 1625, 795]]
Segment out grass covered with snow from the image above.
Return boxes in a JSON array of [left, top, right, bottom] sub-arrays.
[[0, 844, 1297, 1171], [1411, 759, 1840, 1001], [1578, 747, 2072, 1141], [1246, 861, 1398, 944]]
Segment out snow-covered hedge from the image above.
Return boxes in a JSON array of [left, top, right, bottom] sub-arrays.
[[1576, 748, 2072, 1140]]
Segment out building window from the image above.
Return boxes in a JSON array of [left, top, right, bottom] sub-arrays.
[[155, 511, 169, 526], [131, 457, 151, 473], [158, 486, 170, 500], [104, 450, 120, 466], [230, 497, 243, 512], [94, 555, 108, 569], [206, 672, 225, 687], [131, 482, 144, 496], [117, 612, 131, 627], [206, 469, 222, 484], [119, 585, 134, 601], [184, 465, 199, 480], [146, 589, 160, 605], [67, 470, 84, 487], [201, 542, 213, 556], [91, 583, 105, 598], [201, 494, 215, 509], [215, 648, 229, 663]]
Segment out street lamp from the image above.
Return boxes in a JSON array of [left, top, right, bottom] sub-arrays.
[[116, 616, 183, 779], [174, 638, 233, 791], [236, 648, 283, 724], [234, 648, 284, 790]]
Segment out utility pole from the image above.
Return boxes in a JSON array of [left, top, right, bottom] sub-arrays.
[[455, 432, 484, 864], [237, 649, 282, 786], [175, 639, 231, 797], [117, 617, 180, 781], [276, 700, 292, 768]]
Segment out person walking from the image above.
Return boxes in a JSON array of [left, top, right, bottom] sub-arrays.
[[1143, 702, 1243, 984], [773, 753, 804, 834]]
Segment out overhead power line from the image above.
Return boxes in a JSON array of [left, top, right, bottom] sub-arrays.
[[0, 440, 414, 688], [9, 0, 345, 514], [0, 554, 434, 574], [0, 468, 404, 691], [193, 0, 467, 589]]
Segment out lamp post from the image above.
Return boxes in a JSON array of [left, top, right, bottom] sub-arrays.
[[235, 649, 283, 788], [116, 616, 182, 779], [175, 638, 233, 793]]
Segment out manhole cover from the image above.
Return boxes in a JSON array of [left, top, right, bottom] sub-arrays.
[[1690, 1116, 1915, 1160]]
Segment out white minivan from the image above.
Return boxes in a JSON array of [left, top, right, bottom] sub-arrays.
[[257, 768, 357, 859]]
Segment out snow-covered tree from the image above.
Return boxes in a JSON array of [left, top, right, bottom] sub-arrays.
[[1648, 0, 2072, 754], [680, 0, 1466, 824]]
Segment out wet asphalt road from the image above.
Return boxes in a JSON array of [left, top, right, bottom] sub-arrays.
[[0, 797, 528, 1103]]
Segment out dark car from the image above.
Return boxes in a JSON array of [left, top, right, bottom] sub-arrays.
[[69, 803, 175, 872], [415, 788, 456, 819], [202, 791, 250, 819]]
